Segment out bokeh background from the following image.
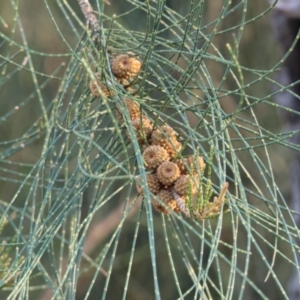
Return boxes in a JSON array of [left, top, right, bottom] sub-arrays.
[[0, 1, 298, 299]]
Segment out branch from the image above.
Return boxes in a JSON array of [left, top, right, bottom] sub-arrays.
[[77, 0, 100, 42]]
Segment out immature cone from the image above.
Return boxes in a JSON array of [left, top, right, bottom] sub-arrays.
[[117, 99, 140, 122], [151, 198, 169, 214], [116, 98, 140, 122], [156, 161, 180, 186], [174, 158, 186, 173], [174, 175, 197, 196], [151, 127, 181, 158], [128, 57, 141, 75], [142, 145, 170, 169], [152, 189, 181, 213], [151, 125, 177, 144], [130, 117, 153, 143], [136, 174, 161, 195], [111, 54, 141, 80], [89, 73, 113, 98], [185, 155, 206, 174], [175, 155, 205, 174], [125, 99, 140, 120], [161, 140, 182, 159]]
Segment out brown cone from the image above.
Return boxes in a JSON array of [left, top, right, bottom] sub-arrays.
[[156, 162, 180, 186], [151, 125, 177, 145], [152, 189, 181, 213], [89, 73, 113, 98], [174, 175, 197, 196], [142, 145, 170, 169], [129, 117, 153, 144], [136, 174, 161, 195], [185, 155, 206, 174], [111, 54, 141, 80]]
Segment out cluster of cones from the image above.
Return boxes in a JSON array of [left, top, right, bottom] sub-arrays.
[[116, 99, 206, 215], [88, 52, 228, 218], [132, 118, 229, 218]]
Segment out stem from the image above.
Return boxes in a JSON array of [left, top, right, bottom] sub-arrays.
[[77, 0, 99, 42]]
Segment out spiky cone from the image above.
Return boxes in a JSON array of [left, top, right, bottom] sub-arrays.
[[128, 116, 153, 144], [89, 73, 113, 98], [142, 145, 170, 169], [125, 98, 140, 120], [174, 158, 186, 173], [156, 161, 180, 186], [151, 125, 182, 158], [116, 98, 141, 122], [174, 175, 197, 196], [151, 125, 177, 143], [152, 189, 181, 214], [176, 155, 206, 175], [111, 54, 142, 80], [136, 174, 161, 195], [159, 140, 182, 159]]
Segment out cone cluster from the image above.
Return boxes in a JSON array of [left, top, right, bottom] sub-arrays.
[[87, 52, 229, 219], [88, 53, 228, 217], [122, 97, 206, 214]]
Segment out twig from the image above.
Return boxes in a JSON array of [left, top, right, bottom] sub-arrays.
[[77, 0, 100, 42]]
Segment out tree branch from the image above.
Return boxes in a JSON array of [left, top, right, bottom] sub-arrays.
[[77, 0, 100, 43]]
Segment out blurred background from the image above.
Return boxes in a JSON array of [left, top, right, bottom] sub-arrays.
[[0, 0, 298, 299]]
